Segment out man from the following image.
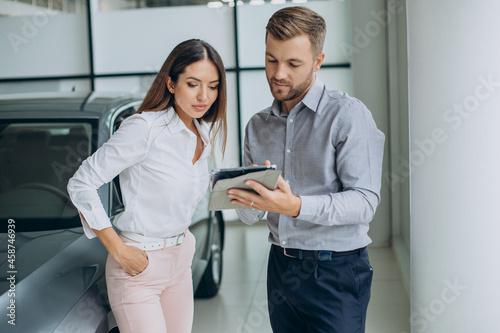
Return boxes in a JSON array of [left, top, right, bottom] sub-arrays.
[[227, 6, 385, 333]]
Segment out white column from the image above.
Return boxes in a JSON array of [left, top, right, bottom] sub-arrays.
[[386, 0, 410, 289], [407, 1, 500, 331], [349, 0, 391, 247]]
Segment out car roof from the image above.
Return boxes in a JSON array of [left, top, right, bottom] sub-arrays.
[[0, 91, 144, 118]]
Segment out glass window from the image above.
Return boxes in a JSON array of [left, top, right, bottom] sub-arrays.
[[0, 0, 87, 16], [95, 75, 156, 96], [0, 0, 90, 79], [92, 6, 235, 73], [0, 79, 92, 94], [0, 121, 93, 231], [1, 0, 86, 15], [98, 0, 232, 11], [237, 1, 351, 68]]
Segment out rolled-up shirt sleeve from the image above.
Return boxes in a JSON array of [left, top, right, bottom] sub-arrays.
[[67, 115, 151, 238], [296, 100, 385, 226]]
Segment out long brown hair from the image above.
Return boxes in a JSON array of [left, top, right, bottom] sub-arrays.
[[138, 39, 227, 156]]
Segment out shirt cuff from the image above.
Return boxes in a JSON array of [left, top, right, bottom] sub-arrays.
[[71, 191, 113, 239], [80, 216, 97, 239], [295, 195, 320, 221]]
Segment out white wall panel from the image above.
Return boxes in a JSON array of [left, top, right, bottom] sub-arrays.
[[0, 13, 90, 78], [0, 79, 91, 94], [408, 1, 500, 331], [92, 6, 235, 74], [95, 75, 153, 95], [237, 1, 351, 68]]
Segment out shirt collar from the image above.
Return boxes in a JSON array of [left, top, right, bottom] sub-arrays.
[[163, 107, 210, 142], [269, 99, 282, 118], [301, 76, 324, 113], [267, 76, 325, 119], [163, 107, 184, 134], [194, 118, 211, 146]]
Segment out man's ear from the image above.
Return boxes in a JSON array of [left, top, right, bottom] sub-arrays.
[[314, 52, 325, 72]]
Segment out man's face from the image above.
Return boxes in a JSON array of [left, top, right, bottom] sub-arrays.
[[265, 34, 323, 106]]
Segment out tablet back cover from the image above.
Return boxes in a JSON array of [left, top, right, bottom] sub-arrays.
[[208, 170, 281, 210]]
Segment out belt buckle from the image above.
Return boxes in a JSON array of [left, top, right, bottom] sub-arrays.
[[317, 250, 333, 261], [283, 248, 294, 258], [175, 233, 183, 245]]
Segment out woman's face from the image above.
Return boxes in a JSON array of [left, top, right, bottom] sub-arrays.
[[168, 59, 219, 124]]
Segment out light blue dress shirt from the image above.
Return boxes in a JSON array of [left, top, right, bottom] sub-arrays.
[[237, 77, 385, 251]]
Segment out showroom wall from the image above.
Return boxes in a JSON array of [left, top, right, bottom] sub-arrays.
[[407, 0, 500, 331]]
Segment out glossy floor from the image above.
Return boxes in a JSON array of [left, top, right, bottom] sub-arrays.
[[193, 221, 410, 333]]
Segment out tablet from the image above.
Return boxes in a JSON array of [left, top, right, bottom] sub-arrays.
[[208, 165, 281, 211], [210, 165, 277, 189]]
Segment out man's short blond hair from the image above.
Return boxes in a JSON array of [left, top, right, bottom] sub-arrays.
[[265, 6, 327, 56]]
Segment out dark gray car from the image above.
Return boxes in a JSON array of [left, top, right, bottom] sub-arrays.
[[0, 92, 224, 333]]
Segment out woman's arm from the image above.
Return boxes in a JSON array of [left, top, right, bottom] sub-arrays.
[[81, 213, 148, 276], [67, 115, 151, 239]]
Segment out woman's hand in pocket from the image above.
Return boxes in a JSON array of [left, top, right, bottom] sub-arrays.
[[90, 226, 149, 276], [116, 245, 149, 276]]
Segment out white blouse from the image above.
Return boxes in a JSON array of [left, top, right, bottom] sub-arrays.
[[67, 108, 211, 239]]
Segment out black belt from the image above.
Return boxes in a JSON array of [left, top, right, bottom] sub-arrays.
[[274, 244, 366, 261]]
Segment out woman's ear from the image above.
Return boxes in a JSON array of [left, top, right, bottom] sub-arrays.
[[166, 76, 175, 94]]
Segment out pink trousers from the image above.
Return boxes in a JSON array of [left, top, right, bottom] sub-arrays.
[[105, 230, 196, 333]]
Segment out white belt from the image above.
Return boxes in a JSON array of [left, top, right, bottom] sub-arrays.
[[121, 231, 185, 251]]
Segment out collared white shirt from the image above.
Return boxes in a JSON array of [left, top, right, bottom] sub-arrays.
[[67, 108, 211, 239]]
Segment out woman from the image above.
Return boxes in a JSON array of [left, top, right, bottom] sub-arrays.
[[67, 39, 227, 333]]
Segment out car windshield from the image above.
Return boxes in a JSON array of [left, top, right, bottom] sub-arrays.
[[0, 121, 93, 232]]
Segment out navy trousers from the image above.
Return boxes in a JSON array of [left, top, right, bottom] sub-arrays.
[[267, 244, 373, 333]]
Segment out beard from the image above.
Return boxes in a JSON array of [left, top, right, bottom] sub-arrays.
[[267, 70, 314, 102]]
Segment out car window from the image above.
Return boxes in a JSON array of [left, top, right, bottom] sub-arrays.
[[0, 121, 94, 232], [110, 106, 138, 216]]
